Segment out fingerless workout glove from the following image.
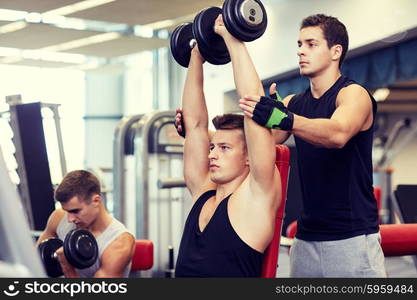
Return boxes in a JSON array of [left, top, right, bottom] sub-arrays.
[[252, 96, 294, 131]]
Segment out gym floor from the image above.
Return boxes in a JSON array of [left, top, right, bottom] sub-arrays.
[[277, 247, 417, 277]]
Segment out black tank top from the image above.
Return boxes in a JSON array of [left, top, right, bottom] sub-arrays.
[[288, 76, 379, 241], [175, 190, 263, 277]]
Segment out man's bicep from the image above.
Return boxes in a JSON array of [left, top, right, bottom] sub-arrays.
[[183, 128, 211, 195], [94, 234, 135, 278], [332, 87, 372, 137]]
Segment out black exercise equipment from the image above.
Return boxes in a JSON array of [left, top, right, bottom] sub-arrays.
[[38, 229, 99, 277], [222, 0, 267, 42], [8, 102, 55, 231], [170, 0, 267, 67], [193, 6, 231, 66], [170, 23, 195, 68], [38, 238, 64, 277]]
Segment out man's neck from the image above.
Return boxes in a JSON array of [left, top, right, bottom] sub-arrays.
[[87, 207, 113, 234], [309, 69, 342, 99], [215, 172, 248, 203]]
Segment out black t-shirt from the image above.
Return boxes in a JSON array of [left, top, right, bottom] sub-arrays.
[[175, 190, 263, 277], [288, 75, 379, 241]]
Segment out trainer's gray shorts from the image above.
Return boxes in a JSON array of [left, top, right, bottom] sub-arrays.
[[289, 232, 386, 277]]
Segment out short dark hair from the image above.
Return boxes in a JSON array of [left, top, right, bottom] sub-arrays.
[[212, 113, 244, 131], [212, 114, 246, 148], [55, 170, 101, 203], [301, 14, 349, 67]]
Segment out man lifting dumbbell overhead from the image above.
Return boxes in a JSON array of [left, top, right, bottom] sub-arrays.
[[173, 0, 281, 277], [36, 170, 135, 278]]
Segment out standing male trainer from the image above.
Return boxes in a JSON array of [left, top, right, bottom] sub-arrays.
[[239, 14, 386, 277]]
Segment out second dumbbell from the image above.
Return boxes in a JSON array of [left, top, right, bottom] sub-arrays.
[[38, 229, 98, 277]]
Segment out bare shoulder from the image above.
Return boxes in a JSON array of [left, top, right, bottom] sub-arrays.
[[337, 84, 371, 105], [46, 209, 65, 231], [37, 209, 65, 244], [283, 94, 296, 107], [108, 232, 135, 250]]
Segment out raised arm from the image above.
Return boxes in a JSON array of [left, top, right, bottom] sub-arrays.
[[182, 46, 213, 198], [215, 16, 278, 196]]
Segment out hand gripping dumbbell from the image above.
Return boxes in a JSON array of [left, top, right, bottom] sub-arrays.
[[38, 229, 98, 277], [170, 0, 267, 67]]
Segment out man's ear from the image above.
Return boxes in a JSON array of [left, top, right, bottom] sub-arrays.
[[245, 152, 250, 166], [331, 44, 343, 61], [91, 194, 101, 206]]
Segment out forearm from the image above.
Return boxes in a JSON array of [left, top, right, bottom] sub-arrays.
[[224, 35, 275, 178], [182, 53, 208, 130], [223, 37, 264, 98], [292, 115, 347, 148]]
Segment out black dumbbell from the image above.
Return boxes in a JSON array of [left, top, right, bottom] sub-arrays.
[[170, 0, 267, 68], [170, 23, 196, 68], [222, 0, 267, 42], [38, 229, 98, 277]]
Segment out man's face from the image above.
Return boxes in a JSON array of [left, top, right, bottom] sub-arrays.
[[61, 195, 99, 228], [208, 129, 249, 184], [297, 26, 334, 77]]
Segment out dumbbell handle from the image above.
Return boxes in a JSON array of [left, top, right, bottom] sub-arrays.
[[189, 38, 197, 49]]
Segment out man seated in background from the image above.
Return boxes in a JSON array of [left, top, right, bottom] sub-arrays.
[[37, 170, 135, 278]]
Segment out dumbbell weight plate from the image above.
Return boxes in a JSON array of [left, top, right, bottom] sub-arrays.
[[223, 0, 267, 42], [64, 229, 98, 269], [170, 23, 195, 68], [193, 7, 231, 65], [38, 238, 64, 278], [198, 39, 230, 67]]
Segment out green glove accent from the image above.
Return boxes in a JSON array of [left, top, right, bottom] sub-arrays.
[[275, 92, 283, 102], [252, 96, 294, 131], [270, 89, 283, 102], [265, 107, 288, 129]]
